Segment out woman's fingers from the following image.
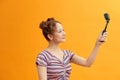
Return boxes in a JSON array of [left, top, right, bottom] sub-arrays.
[[99, 32, 107, 42]]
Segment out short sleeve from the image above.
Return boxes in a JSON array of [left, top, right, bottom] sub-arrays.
[[68, 50, 75, 61], [36, 53, 47, 67], [65, 50, 75, 62]]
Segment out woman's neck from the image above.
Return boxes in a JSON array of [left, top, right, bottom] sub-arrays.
[[46, 41, 61, 51]]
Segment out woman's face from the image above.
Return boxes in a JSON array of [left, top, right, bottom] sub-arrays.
[[50, 23, 66, 43]]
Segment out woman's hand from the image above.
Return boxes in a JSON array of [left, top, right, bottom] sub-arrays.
[[95, 32, 107, 46], [71, 32, 107, 67]]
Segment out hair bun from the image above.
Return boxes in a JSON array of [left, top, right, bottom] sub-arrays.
[[39, 21, 47, 29], [47, 17, 55, 22]]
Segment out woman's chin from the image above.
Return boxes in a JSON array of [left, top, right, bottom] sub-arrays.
[[62, 39, 66, 42]]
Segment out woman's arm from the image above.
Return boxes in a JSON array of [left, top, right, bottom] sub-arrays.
[[71, 32, 107, 67], [37, 65, 47, 80]]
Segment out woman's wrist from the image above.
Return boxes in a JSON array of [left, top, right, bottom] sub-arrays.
[[94, 42, 101, 48]]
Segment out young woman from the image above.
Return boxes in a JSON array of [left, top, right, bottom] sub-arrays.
[[36, 18, 107, 80]]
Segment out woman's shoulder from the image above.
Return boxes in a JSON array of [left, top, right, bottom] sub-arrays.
[[37, 49, 48, 57], [36, 50, 49, 66], [63, 49, 75, 55], [63, 49, 73, 52]]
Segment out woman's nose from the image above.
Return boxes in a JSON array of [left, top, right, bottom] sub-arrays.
[[63, 31, 66, 36]]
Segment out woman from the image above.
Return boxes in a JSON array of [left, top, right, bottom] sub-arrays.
[[36, 18, 107, 80]]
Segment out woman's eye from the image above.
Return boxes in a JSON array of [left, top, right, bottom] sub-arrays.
[[58, 31, 62, 33], [58, 29, 64, 33]]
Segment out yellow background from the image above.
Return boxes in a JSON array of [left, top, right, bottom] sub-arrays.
[[0, 0, 120, 80]]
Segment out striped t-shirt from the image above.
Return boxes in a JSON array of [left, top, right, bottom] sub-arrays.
[[36, 50, 75, 80]]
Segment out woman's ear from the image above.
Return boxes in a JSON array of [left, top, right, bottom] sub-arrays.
[[47, 34, 53, 41]]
